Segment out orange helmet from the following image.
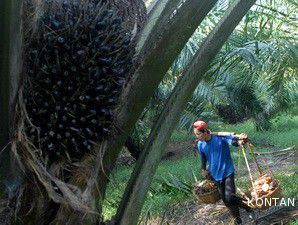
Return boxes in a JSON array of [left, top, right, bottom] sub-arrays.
[[193, 120, 207, 130]]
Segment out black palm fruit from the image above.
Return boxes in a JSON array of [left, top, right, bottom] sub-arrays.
[[24, 0, 134, 162]]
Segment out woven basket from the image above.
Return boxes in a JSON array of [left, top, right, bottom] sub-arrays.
[[193, 188, 220, 204], [243, 184, 283, 210]]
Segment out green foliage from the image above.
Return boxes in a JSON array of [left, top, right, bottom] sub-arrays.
[[153, 0, 298, 132], [171, 111, 298, 148], [103, 155, 201, 220], [217, 113, 298, 147], [275, 168, 298, 199], [290, 219, 298, 225], [102, 165, 133, 220], [141, 155, 203, 216], [130, 0, 298, 150], [170, 131, 192, 140]]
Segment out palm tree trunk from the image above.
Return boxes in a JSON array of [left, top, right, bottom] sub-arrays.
[[0, 1, 22, 224], [101, 0, 218, 189], [54, 0, 217, 223], [96, 0, 217, 214], [125, 137, 142, 159], [7, 0, 23, 193], [114, 0, 257, 224], [0, 0, 12, 193]]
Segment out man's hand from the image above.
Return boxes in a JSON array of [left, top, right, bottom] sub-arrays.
[[238, 133, 248, 145], [239, 133, 248, 140]]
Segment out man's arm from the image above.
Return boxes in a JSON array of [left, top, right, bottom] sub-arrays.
[[200, 152, 207, 170], [199, 150, 209, 178], [224, 133, 248, 147], [197, 143, 208, 178]]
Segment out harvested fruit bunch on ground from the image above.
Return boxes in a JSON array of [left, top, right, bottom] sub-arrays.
[[23, 0, 134, 161], [193, 180, 218, 195], [250, 174, 279, 199]]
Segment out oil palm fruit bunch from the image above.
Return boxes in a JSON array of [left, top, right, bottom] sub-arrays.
[[251, 174, 279, 199], [24, 0, 134, 161], [192, 180, 217, 195]]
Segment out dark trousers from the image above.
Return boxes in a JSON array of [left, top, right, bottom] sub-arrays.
[[214, 173, 250, 224]]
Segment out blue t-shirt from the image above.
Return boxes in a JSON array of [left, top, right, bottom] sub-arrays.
[[197, 135, 237, 181]]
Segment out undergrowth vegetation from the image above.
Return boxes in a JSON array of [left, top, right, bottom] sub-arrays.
[[103, 112, 297, 221]]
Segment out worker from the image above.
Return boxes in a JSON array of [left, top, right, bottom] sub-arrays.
[[193, 120, 254, 225]]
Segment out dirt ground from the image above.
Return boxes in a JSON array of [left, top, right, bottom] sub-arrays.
[[118, 139, 298, 225], [147, 201, 298, 225], [118, 138, 196, 165], [163, 139, 197, 159]]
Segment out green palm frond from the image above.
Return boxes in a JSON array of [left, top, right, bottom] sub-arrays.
[[139, 0, 298, 133]]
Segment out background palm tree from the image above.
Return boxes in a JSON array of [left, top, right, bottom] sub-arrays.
[[138, 0, 298, 133], [125, 0, 297, 159]]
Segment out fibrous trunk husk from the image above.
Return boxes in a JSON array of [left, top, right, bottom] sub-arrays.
[[6, 0, 144, 224]]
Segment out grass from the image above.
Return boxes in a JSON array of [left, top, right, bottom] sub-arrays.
[[290, 219, 298, 225], [171, 113, 298, 149], [102, 165, 133, 219], [275, 167, 298, 199], [103, 154, 202, 220], [103, 113, 298, 221], [170, 130, 192, 140], [143, 155, 201, 213], [215, 114, 298, 149]]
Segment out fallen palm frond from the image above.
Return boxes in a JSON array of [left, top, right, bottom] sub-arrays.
[[255, 145, 296, 155]]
